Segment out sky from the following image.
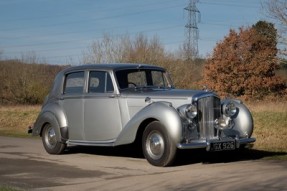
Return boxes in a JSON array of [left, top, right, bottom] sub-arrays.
[[0, 0, 268, 65]]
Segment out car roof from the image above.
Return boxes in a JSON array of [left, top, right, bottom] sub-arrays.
[[61, 63, 165, 74]]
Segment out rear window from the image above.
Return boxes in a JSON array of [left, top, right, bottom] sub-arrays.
[[64, 71, 85, 94]]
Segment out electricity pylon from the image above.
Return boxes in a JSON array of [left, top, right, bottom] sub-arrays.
[[184, 0, 200, 60]]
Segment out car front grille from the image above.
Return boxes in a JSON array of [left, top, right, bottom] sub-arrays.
[[197, 96, 221, 140]]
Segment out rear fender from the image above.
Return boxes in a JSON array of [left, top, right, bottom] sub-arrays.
[[33, 103, 68, 142]]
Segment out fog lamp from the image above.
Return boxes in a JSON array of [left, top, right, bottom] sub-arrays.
[[215, 117, 231, 130]]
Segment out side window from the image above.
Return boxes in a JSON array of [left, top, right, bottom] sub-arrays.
[[88, 71, 114, 93], [64, 71, 85, 94], [151, 71, 167, 87]]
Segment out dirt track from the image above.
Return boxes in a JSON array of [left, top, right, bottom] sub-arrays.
[[0, 136, 286, 191]]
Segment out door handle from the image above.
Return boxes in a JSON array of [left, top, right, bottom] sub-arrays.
[[109, 95, 116, 98]]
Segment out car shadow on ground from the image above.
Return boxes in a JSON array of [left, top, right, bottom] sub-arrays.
[[174, 149, 287, 166], [64, 145, 287, 166], [64, 144, 144, 158]]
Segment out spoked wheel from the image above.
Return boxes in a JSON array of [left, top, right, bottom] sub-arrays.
[[142, 121, 176, 167], [42, 123, 66, 154]]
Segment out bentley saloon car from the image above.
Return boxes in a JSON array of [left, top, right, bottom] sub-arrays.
[[29, 63, 255, 166]]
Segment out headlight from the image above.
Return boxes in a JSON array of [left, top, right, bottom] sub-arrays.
[[223, 101, 237, 117], [185, 104, 198, 119]]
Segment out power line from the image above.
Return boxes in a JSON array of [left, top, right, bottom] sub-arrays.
[[1, 0, 263, 64], [2, 23, 182, 49], [1, 1, 185, 32], [199, 1, 260, 9]]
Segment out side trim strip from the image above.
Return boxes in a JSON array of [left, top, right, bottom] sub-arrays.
[[67, 139, 116, 147]]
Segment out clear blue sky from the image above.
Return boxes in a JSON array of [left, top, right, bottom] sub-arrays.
[[0, 0, 267, 65]]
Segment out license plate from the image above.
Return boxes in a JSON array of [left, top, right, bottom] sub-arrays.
[[210, 140, 235, 151]]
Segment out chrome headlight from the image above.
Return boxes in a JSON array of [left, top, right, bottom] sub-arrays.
[[223, 101, 237, 117], [185, 104, 198, 119]]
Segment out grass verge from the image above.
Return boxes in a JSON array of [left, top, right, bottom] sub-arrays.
[[0, 185, 22, 191], [0, 105, 40, 137], [247, 101, 287, 160]]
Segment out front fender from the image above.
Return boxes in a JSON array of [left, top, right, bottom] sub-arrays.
[[114, 101, 182, 146], [222, 100, 254, 138], [232, 101, 254, 138]]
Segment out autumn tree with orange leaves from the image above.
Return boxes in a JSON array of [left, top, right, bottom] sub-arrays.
[[202, 21, 286, 100]]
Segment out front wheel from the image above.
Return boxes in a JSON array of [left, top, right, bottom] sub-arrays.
[[42, 123, 66, 154], [142, 121, 176, 166]]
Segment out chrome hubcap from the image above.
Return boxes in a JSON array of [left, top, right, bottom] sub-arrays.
[[146, 131, 164, 160], [45, 126, 57, 149]]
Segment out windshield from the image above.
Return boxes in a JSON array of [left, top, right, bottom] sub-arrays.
[[115, 69, 173, 90]]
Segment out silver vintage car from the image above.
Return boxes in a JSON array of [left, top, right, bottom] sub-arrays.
[[30, 63, 255, 166]]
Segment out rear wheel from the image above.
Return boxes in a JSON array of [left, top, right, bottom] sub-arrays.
[[42, 123, 66, 154], [142, 121, 176, 166]]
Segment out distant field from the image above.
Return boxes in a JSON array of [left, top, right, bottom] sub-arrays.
[[0, 102, 286, 156]]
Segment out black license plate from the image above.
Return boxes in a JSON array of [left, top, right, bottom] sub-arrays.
[[210, 141, 235, 151]]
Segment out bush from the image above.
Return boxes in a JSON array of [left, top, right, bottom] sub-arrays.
[[0, 60, 66, 105], [201, 21, 286, 100]]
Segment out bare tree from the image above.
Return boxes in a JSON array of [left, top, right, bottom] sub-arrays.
[[264, 0, 287, 56], [82, 33, 166, 65], [121, 34, 166, 64], [0, 50, 3, 60], [21, 51, 39, 64], [82, 33, 205, 90], [82, 34, 126, 64]]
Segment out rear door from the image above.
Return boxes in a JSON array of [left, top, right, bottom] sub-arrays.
[[84, 71, 122, 142], [61, 71, 85, 140]]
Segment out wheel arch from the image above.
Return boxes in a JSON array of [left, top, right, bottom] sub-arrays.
[[33, 103, 68, 142], [134, 118, 158, 146], [35, 112, 62, 142], [114, 101, 182, 146]]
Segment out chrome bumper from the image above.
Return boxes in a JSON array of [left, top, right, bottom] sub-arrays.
[[177, 137, 256, 151]]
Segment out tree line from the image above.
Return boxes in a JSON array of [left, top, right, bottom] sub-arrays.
[[0, 20, 287, 105], [0, 60, 66, 104]]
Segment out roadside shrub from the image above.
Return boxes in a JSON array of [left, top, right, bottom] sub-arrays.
[[0, 60, 66, 105], [201, 21, 286, 100]]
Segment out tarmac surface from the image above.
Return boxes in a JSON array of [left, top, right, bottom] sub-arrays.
[[0, 136, 287, 191]]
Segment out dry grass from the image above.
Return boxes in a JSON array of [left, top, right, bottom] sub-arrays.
[[0, 105, 40, 137], [246, 101, 287, 152], [247, 101, 287, 113]]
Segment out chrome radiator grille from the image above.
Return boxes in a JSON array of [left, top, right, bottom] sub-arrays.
[[197, 96, 221, 139]]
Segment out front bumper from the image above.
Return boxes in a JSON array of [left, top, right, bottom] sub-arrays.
[[177, 137, 256, 151]]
